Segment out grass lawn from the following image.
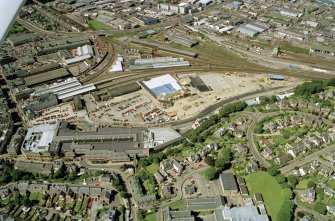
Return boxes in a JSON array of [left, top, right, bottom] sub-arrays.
[[88, 19, 113, 31], [164, 199, 186, 210], [80, 197, 89, 212], [271, 135, 288, 146], [296, 178, 312, 189], [279, 42, 309, 54], [146, 163, 159, 174], [74, 199, 83, 213], [245, 172, 285, 221], [143, 179, 156, 194], [144, 213, 156, 221]]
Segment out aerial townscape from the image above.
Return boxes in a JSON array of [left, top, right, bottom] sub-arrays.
[[0, 0, 335, 221]]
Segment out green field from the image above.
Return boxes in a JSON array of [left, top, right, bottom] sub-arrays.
[[271, 135, 288, 146], [144, 213, 156, 221], [296, 178, 312, 189], [146, 163, 159, 174], [245, 172, 285, 221], [280, 42, 309, 54], [88, 19, 113, 31], [164, 199, 186, 210]]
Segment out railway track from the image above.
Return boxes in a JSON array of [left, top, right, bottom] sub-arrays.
[[93, 65, 333, 91]]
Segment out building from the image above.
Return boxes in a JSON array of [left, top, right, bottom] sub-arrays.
[[215, 206, 269, 221], [140, 74, 188, 101], [7, 127, 25, 157], [161, 207, 195, 221], [219, 173, 239, 194], [32, 77, 96, 101], [21, 123, 59, 160], [14, 161, 53, 175], [166, 34, 198, 47], [130, 57, 190, 71], [186, 195, 226, 211], [300, 188, 315, 203], [236, 23, 268, 37], [310, 44, 335, 57]]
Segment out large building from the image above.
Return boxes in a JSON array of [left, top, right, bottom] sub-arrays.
[[140, 74, 188, 102], [219, 173, 239, 194], [21, 123, 59, 160], [214, 206, 269, 221]]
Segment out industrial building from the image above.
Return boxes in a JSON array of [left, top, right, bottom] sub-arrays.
[[166, 34, 199, 47], [40, 36, 91, 54], [236, 23, 268, 37], [310, 44, 335, 56], [32, 77, 96, 101], [23, 68, 71, 87], [143, 127, 183, 151], [7, 33, 41, 46], [129, 57, 190, 71], [140, 74, 185, 100]]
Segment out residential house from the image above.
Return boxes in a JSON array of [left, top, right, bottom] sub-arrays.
[[235, 129, 245, 138], [300, 188, 316, 203], [101, 189, 112, 204], [154, 171, 165, 183], [291, 115, 302, 125], [17, 182, 29, 195], [276, 155, 290, 165], [262, 147, 274, 160], [90, 188, 102, 199], [188, 151, 201, 163], [263, 121, 278, 133], [162, 185, 172, 197], [0, 188, 10, 200], [99, 175, 111, 184], [217, 128, 227, 138], [288, 146, 306, 158], [299, 166, 311, 176], [326, 205, 335, 215], [28, 184, 49, 193], [319, 166, 334, 177], [246, 159, 258, 173], [232, 143, 248, 155], [324, 187, 335, 197]]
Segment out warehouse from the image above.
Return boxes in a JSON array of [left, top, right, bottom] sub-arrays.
[[32, 77, 96, 101], [129, 57, 190, 71], [7, 33, 41, 46], [140, 74, 184, 99], [268, 74, 285, 80], [24, 68, 71, 87], [166, 34, 199, 47], [236, 23, 268, 37], [64, 54, 92, 65]]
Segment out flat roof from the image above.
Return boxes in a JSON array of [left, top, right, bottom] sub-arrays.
[[24, 68, 71, 86], [141, 74, 182, 98], [215, 206, 269, 221], [22, 123, 59, 153]]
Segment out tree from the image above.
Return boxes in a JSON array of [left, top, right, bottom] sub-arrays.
[[267, 165, 279, 176], [23, 196, 31, 207], [314, 202, 327, 215], [307, 180, 316, 189], [281, 130, 290, 139], [287, 175, 298, 186], [277, 201, 294, 221], [282, 188, 294, 200], [276, 175, 286, 184], [205, 156, 215, 167], [137, 209, 146, 221], [204, 167, 219, 180]]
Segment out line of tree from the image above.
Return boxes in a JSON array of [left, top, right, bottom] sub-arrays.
[[294, 78, 335, 96], [186, 101, 247, 143]]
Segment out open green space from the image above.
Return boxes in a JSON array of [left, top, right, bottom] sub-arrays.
[[271, 135, 288, 146], [245, 172, 285, 221], [74, 199, 83, 213], [279, 42, 309, 54], [296, 178, 312, 190], [88, 19, 113, 31], [164, 199, 186, 210], [80, 197, 89, 212], [144, 213, 156, 221], [29, 192, 47, 206], [146, 163, 159, 175]]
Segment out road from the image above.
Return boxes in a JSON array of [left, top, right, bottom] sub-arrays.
[[279, 145, 335, 174]]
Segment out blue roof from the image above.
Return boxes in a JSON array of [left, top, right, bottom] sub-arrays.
[[268, 74, 285, 80]]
